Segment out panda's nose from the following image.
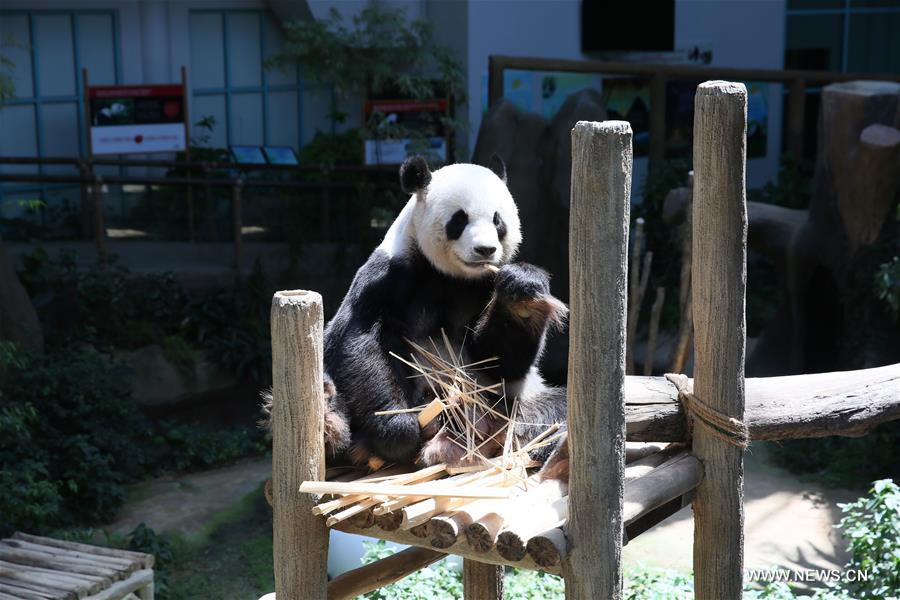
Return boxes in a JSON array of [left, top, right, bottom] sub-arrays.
[[474, 245, 497, 258]]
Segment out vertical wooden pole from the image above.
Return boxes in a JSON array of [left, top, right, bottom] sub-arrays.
[[691, 81, 748, 600], [182, 65, 195, 243], [93, 175, 106, 255], [649, 73, 667, 169], [232, 179, 243, 273], [564, 121, 632, 600], [488, 55, 505, 109], [272, 290, 329, 600], [787, 78, 806, 160], [463, 560, 504, 600]]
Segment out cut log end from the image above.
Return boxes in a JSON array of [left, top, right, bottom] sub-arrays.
[[376, 512, 403, 532], [495, 531, 527, 562], [465, 523, 497, 553], [526, 532, 566, 568], [427, 520, 459, 549]]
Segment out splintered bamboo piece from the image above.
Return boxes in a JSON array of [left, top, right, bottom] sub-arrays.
[[400, 473, 522, 530], [417, 398, 446, 427], [373, 469, 498, 516], [301, 481, 512, 500], [312, 465, 428, 515]]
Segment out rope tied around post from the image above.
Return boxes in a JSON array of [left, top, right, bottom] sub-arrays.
[[665, 373, 749, 448]]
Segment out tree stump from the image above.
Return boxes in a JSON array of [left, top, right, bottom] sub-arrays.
[[746, 81, 900, 374]]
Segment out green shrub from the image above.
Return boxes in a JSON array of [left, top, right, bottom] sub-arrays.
[[0, 345, 140, 533], [766, 422, 900, 488], [835, 479, 900, 599], [0, 342, 267, 536]]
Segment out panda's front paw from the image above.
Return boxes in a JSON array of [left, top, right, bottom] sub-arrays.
[[494, 264, 567, 328], [495, 263, 551, 304]]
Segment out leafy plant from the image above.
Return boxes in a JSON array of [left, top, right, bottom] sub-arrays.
[[835, 479, 900, 599], [270, 4, 465, 153], [875, 256, 900, 321]]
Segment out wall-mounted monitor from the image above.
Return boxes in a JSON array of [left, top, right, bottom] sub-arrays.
[[582, 0, 674, 53]]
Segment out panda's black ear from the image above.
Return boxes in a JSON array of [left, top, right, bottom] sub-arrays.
[[399, 155, 432, 195], [488, 153, 507, 184]]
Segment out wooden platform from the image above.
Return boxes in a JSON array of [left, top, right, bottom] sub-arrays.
[[0, 533, 154, 600], [312, 443, 703, 576]]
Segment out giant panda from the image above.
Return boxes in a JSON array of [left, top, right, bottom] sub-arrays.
[[317, 155, 568, 469]]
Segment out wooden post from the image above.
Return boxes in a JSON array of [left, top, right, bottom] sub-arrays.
[[787, 78, 806, 159], [564, 121, 632, 599], [488, 55, 505, 109], [181, 65, 195, 243], [649, 73, 667, 169], [271, 290, 329, 600], [691, 81, 747, 599], [93, 175, 106, 255], [463, 559, 504, 600], [232, 179, 243, 273]]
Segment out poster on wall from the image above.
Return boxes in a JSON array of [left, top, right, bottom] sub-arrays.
[[665, 80, 768, 159], [363, 98, 449, 165], [485, 70, 602, 119], [602, 78, 651, 157], [88, 84, 187, 155]]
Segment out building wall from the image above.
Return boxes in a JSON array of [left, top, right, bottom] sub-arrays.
[[2, 0, 790, 191], [463, 0, 787, 190]]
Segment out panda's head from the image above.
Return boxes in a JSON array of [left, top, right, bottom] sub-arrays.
[[400, 155, 522, 280]]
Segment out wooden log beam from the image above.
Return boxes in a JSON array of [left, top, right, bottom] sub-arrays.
[[622, 363, 900, 442], [564, 120, 632, 599], [271, 290, 328, 600], [326, 547, 444, 600], [334, 521, 560, 576], [691, 80, 748, 600]]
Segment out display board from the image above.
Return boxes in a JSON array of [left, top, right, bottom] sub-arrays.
[[86, 74, 188, 155]]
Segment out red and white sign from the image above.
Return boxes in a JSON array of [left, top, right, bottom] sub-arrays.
[[88, 84, 187, 155]]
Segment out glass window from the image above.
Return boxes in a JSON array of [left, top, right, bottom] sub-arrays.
[[847, 12, 900, 72], [785, 14, 844, 71], [190, 10, 304, 150]]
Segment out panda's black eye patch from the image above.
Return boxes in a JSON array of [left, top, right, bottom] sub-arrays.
[[494, 211, 507, 240], [445, 210, 468, 240]]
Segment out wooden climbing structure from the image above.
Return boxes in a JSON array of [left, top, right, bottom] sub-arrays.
[[269, 81, 900, 600]]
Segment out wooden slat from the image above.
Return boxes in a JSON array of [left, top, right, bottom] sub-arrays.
[[82, 570, 153, 600], [12, 534, 152, 569], [327, 547, 443, 600], [1, 541, 133, 573], [0, 577, 71, 599]]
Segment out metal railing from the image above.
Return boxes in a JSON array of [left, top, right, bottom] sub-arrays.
[[0, 156, 395, 271]]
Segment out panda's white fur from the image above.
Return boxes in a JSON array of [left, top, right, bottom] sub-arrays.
[[379, 163, 522, 279], [320, 156, 568, 470]]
